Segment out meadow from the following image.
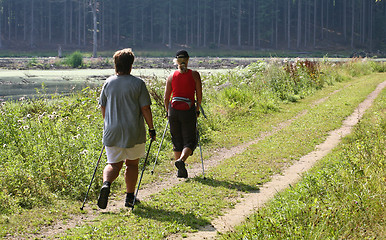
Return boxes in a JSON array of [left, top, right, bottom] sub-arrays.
[[0, 57, 385, 238]]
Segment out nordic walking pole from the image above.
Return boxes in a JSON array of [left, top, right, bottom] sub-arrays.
[[80, 145, 105, 210], [132, 139, 154, 210], [151, 120, 169, 175], [197, 102, 207, 179], [197, 126, 206, 180]]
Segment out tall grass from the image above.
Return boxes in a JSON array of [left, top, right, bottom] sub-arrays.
[[0, 58, 384, 215]]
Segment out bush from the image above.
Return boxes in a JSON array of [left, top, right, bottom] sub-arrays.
[[66, 51, 83, 68]]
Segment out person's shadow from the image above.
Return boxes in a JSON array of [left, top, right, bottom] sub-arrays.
[[131, 176, 260, 230], [189, 176, 261, 193], [133, 204, 210, 230]]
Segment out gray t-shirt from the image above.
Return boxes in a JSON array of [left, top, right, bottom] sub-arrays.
[[99, 74, 151, 148]]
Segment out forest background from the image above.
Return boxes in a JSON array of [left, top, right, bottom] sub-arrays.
[[0, 0, 385, 57]]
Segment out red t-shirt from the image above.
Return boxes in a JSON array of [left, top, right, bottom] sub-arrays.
[[171, 70, 196, 110]]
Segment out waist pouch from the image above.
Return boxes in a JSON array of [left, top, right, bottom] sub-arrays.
[[171, 97, 193, 110]]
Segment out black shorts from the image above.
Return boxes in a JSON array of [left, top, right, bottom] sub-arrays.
[[169, 105, 197, 152]]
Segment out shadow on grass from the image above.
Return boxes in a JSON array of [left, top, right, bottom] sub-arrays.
[[132, 204, 210, 230], [189, 176, 260, 192]]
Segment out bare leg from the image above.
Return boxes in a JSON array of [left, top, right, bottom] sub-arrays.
[[179, 147, 192, 162], [174, 151, 182, 160], [124, 159, 140, 193], [103, 162, 124, 183]]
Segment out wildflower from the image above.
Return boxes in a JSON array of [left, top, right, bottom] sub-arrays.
[[3, 144, 6, 148], [26, 114, 31, 118], [23, 125, 30, 130], [72, 134, 81, 140], [80, 149, 89, 155], [86, 115, 91, 119]]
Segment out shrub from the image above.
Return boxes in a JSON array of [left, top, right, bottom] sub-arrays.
[[66, 51, 83, 68]]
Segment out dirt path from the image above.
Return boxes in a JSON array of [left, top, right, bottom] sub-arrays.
[[28, 80, 385, 239], [171, 80, 386, 240]]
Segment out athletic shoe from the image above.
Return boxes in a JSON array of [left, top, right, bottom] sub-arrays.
[[125, 194, 141, 208], [97, 184, 110, 209], [175, 159, 188, 178]]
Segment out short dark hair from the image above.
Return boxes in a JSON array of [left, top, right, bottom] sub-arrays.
[[113, 48, 135, 75]]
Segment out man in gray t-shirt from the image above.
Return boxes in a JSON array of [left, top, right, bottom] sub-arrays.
[[97, 48, 156, 209], [99, 74, 151, 148]]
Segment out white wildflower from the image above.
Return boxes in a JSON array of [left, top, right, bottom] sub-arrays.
[[72, 134, 81, 140], [80, 149, 89, 155]]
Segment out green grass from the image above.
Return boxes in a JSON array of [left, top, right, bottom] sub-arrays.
[[0, 59, 385, 239], [221, 82, 385, 240]]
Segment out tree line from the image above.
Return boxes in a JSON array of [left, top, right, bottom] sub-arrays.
[[0, 0, 385, 56]]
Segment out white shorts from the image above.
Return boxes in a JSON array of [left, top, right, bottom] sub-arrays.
[[105, 143, 146, 164]]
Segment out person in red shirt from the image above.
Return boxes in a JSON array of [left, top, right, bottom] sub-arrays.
[[164, 50, 203, 178]]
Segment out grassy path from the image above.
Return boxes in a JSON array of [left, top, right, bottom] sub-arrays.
[[183, 79, 386, 240], [5, 73, 385, 239]]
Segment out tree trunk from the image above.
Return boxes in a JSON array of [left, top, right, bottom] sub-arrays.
[[227, 0, 231, 47], [253, 0, 256, 49], [48, 1, 52, 44], [321, 0, 324, 39], [116, 0, 120, 46], [326, 0, 329, 40], [313, 0, 317, 47], [64, 0, 67, 45], [185, 0, 189, 46], [168, 0, 172, 48], [238, 0, 241, 47], [197, 0, 200, 47], [0, 5, 2, 48], [90, 0, 98, 58], [351, 0, 355, 49], [369, 0, 373, 50], [257, 0, 260, 48], [218, 6, 223, 48], [204, 1, 207, 47], [8, 1, 11, 40], [83, 0, 86, 46], [78, 0, 81, 46], [30, 0, 34, 48], [343, 0, 347, 41], [275, 0, 278, 49], [69, 0, 73, 44], [297, 0, 301, 49], [287, 0, 291, 49]]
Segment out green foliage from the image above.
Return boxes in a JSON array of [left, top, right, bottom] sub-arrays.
[[65, 51, 84, 68], [0, 88, 103, 212]]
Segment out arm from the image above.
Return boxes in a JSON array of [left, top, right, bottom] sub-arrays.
[[141, 105, 156, 140], [164, 74, 173, 116], [100, 105, 106, 119], [192, 70, 202, 112]]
